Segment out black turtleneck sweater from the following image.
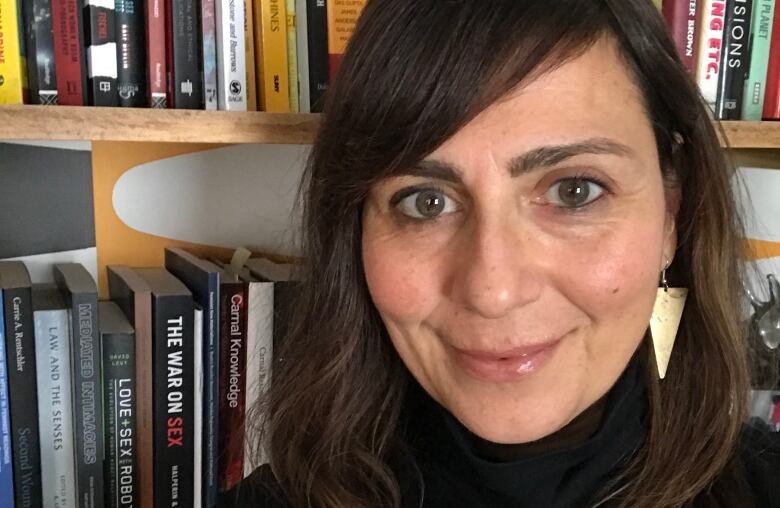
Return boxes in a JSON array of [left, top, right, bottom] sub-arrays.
[[222, 357, 780, 507]]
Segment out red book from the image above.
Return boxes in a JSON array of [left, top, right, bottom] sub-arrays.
[[763, 3, 780, 119], [662, 0, 699, 74], [217, 275, 248, 492], [51, 0, 88, 105], [145, 0, 167, 107]]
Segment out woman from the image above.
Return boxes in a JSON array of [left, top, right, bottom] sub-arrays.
[[228, 0, 780, 506]]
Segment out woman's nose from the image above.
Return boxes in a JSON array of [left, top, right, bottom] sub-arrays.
[[447, 215, 544, 320]]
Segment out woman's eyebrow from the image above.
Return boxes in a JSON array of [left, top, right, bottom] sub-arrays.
[[402, 137, 635, 183]]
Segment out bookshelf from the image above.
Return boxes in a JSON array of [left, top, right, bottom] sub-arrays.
[[2, 104, 780, 148]]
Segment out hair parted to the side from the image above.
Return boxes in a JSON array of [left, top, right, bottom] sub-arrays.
[[249, 1, 752, 506]]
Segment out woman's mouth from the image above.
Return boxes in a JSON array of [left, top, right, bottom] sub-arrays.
[[450, 339, 562, 383]]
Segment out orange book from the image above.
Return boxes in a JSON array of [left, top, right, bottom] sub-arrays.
[[254, 0, 289, 111], [245, 0, 258, 111], [326, 0, 367, 80]]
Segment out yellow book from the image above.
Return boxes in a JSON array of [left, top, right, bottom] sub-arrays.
[[0, 0, 27, 104], [245, 0, 258, 110], [254, 0, 289, 112], [286, 0, 298, 112]]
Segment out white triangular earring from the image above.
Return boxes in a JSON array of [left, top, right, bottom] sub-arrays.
[[650, 262, 688, 379]]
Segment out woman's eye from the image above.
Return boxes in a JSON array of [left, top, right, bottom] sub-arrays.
[[545, 177, 605, 208], [395, 189, 459, 219]]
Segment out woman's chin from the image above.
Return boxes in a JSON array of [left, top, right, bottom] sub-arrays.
[[452, 406, 574, 445]]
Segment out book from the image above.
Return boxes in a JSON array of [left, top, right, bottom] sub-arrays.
[[244, 257, 300, 356], [326, 0, 366, 79], [742, 0, 775, 120], [52, 0, 88, 105], [84, 0, 119, 105], [255, 0, 289, 111], [695, 0, 728, 113], [762, 0, 780, 117], [201, 0, 218, 110], [662, 0, 699, 73], [134, 268, 195, 507], [715, 0, 754, 119], [306, 0, 327, 112], [53, 263, 104, 508], [0, 261, 43, 508], [214, 264, 248, 492], [115, 0, 147, 107], [215, 0, 247, 110], [245, 0, 258, 111], [166, 0, 203, 108], [23, 0, 59, 104], [295, 0, 309, 111], [0, 0, 27, 104], [286, 0, 298, 112], [0, 292, 13, 507], [33, 284, 77, 508], [99, 301, 136, 508], [106, 265, 154, 507], [164, 248, 221, 508], [145, 0, 167, 107], [193, 305, 204, 508]]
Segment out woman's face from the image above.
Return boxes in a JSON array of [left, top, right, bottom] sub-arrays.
[[362, 38, 678, 444]]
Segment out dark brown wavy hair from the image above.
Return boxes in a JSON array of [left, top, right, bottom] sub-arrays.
[[252, 0, 752, 506]]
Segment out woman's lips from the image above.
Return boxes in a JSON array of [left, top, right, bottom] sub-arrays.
[[450, 339, 562, 383]]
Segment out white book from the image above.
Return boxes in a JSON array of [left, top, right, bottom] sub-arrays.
[[193, 306, 204, 508], [215, 0, 248, 110], [33, 285, 77, 508], [243, 279, 274, 476], [296, 0, 311, 113], [695, 0, 726, 113]]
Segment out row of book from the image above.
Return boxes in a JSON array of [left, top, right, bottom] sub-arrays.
[[662, 0, 780, 120], [0, 248, 299, 508], [0, 0, 365, 111]]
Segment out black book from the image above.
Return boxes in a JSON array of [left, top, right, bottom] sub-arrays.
[[100, 301, 137, 508], [83, 0, 119, 105], [23, 0, 59, 104], [133, 268, 195, 507], [167, 0, 203, 108], [716, 0, 754, 120], [53, 263, 105, 508], [115, 0, 147, 106], [0, 262, 43, 508], [307, 0, 328, 112]]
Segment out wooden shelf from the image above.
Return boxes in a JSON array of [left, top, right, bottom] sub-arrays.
[[1, 105, 780, 148], [0, 105, 319, 144]]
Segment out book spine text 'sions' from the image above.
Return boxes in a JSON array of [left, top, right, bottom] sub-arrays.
[[715, 0, 754, 119]]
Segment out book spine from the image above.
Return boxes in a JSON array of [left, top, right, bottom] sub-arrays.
[[200, 0, 218, 109], [193, 308, 203, 508], [695, 0, 727, 113], [70, 293, 105, 508], [217, 283, 247, 492], [167, 0, 203, 108], [245, 0, 257, 111], [286, 0, 298, 111], [295, 0, 309, 112], [325, 0, 364, 80], [51, 0, 88, 105], [306, 0, 326, 112], [23, 0, 59, 104], [0, 293, 14, 506], [103, 333, 136, 508], [0, 0, 27, 104], [34, 309, 77, 508], [116, 0, 147, 106], [662, 0, 699, 73], [715, 0, 754, 119], [152, 296, 195, 507], [3, 288, 43, 508], [215, 0, 246, 109], [203, 280, 219, 508], [256, 0, 288, 111], [84, 0, 119, 105], [145, 0, 166, 107], [743, 0, 775, 119]]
